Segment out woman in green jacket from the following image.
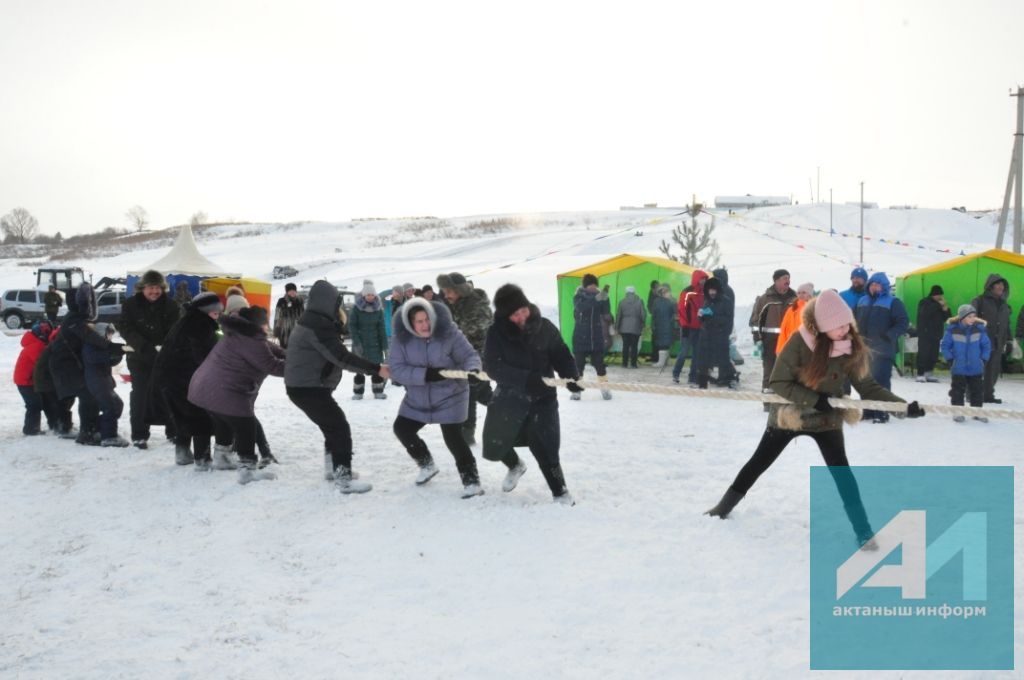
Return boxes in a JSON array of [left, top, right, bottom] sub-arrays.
[[705, 289, 925, 547]]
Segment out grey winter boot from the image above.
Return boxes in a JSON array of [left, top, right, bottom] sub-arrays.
[[705, 487, 745, 519], [334, 466, 372, 494], [101, 435, 130, 447], [213, 444, 238, 470], [175, 442, 194, 466], [238, 459, 277, 484]]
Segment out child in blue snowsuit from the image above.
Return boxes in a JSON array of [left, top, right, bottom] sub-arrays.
[[940, 304, 992, 422], [82, 322, 128, 445]]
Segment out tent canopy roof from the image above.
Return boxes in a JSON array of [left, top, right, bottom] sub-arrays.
[[557, 253, 695, 279], [899, 248, 1024, 278], [128, 225, 240, 278]]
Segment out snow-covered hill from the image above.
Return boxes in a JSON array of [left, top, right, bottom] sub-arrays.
[[0, 205, 1019, 678]]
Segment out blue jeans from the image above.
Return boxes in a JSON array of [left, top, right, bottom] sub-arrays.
[[18, 385, 43, 434], [672, 329, 700, 381]]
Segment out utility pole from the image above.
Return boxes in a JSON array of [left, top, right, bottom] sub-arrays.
[[829, 188, 833, 235], [996, 86, 1024, 253], [817, 166, 820, 205], [859, 181, 865, 264]]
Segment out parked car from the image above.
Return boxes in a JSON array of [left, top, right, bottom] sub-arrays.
[[296, 286, 357, 338], [96, 288, 127, 324], [1, 289, 66, 329]]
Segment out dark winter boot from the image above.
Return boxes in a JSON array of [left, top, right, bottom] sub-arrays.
[[175, 441, 194, 466], [705, 487, 745, 519]]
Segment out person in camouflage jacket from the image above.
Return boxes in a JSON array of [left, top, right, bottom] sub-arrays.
[[437, 271, 494, 445]]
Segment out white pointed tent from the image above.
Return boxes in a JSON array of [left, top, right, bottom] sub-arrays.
[[128, 224, 240, 278]]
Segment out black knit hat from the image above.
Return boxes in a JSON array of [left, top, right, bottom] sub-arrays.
[[582, 273, 598, 288], [285, 282, 297, 292], [772, 268, 790, 281], [493, 284, 531, 319], [928, 284, 944, 296]]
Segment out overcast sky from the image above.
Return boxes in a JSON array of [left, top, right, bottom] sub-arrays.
[[1, 0, 1022, 235]]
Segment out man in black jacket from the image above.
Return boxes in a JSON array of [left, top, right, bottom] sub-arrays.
[[972, 274, 1012, 403], [915, 284, 948, 382], [482, 284, 583, 504], [119, 270, 182, 448]]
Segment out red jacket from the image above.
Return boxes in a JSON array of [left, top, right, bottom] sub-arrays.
[[679, 270, 709, 330], [14, 331, 47, 386]]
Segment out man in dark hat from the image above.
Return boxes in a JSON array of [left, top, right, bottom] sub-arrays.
[[273, 282, 304, 349], [436, 271, 493, 445], [119, 269, 182, 448], [749, 269, 796, 393], [915, 284, 948, 382]]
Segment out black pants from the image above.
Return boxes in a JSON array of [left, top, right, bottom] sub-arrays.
[[353, 373, 385, 395], [760, 334, 780, 390], [574, 349, 607, 377], [393, 415, 479, 485], [982, 350, 1001, 400], [730, 427, 871, 537], [916, 337, 941, 375], [620, 333, 640, 367], [17, 385, 42, 434], [951, 373, 984, 407], [287, 386, 353, 471], [489, 400, 567, 496], [216, 416, 271, 457], [39, 390, 73, 433], [161, 384, 213, 459], [68, 386, 99, 437], [463, 380, 492, 441], [127, 359, 154, 441], [210, 412, 258, 464]]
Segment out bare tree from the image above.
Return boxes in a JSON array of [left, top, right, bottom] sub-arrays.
[[1, 207, 40, 244], [189, 210, 208, 228], [658, 204, 721, 270], [126, 205, 149, 232]]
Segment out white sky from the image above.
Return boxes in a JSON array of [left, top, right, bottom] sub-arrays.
[[1, 0, 1023, 235]]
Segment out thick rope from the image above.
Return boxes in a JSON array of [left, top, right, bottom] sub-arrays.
[[438, 370, 1024, 421]]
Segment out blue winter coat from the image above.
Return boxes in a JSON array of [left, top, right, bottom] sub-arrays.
[[572, 287, 609, 353], [839, 286, 866, 310], [854, 273, 909, 358], [940, 319, 992, 376], [388, 298, 481, 424]]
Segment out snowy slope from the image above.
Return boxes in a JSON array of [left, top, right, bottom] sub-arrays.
[[0, 206, 1019, 678]]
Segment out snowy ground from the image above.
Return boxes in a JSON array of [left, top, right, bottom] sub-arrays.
[[1, 206, 1020, 678]]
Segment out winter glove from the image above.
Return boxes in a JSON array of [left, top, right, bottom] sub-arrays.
[[525, 372, 548, 397], [813, 393, 834, 414], [424, 367, 445, 382], [466, 370, 483, 385], [906, 401, 925, 418], [698, 307, 713, 317], [565, 380, 584, 394]]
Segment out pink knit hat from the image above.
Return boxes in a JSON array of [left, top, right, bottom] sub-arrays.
[[813, 289, 854, 332]]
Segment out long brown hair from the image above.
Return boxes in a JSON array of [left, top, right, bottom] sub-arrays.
[[797, 299, 870, 389]]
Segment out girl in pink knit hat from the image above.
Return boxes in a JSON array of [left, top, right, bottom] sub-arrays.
[[705, 289, 925, 548]]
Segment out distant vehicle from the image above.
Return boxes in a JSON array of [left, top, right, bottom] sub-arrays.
[[35, 266, 87, 296], [1, 289, 66, 329], [96, 287, 128, 324]]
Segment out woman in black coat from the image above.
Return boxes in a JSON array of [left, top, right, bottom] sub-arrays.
[[152, 292, 223, 467], [915, 285, 948, 381], [47, 283, 102, 444], [481, 284, 583, 504], [694, 278, 736, 389]]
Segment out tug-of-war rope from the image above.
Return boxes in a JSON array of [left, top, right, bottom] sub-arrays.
[[439, 370, 1024, 421]]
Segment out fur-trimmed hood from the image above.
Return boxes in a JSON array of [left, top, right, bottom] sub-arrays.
[[392, 297, 455, 341]]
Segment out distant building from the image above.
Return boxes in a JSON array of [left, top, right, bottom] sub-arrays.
[[714, 195, 791, 209], [845, 201, 879, 209]]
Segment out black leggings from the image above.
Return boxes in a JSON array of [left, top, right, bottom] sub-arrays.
[[393, 415, 479, 485], [730, 427, 869, 534], [620, 333, 640, 367]]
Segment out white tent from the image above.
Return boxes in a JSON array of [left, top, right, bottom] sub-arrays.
[[128, 224, 240, 277]]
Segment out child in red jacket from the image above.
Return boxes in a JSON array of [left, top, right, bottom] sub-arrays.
[[14, 321, 53, 435]]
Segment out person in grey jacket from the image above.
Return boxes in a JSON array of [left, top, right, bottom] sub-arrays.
[[284, 280, 389, 493], [615, 285, 646, 368], [389, 298, 484, 498]]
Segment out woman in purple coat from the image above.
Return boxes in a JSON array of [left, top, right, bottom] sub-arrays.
[[389, 298, 485, 498], [188, 306, 285, 482]]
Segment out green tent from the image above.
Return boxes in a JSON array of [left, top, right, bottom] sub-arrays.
[[556, 254, 696, 354], [895, 247, 1024, 370]]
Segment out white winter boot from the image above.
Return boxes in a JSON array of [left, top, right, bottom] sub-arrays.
[[213, 444, 238, 470], [334, 466, 372, 494], [324, 453, 335, 480], [654, 349, 670, 369], [502, 460, 527, 492], [598, 374, 612, 400], [237, 459, 276, 485], [415, 461, 439, 486]]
